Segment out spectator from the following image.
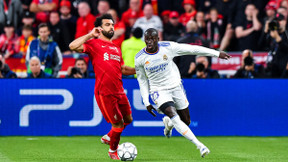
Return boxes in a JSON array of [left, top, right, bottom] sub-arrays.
[[276, 7, 288, 29], [206, 8, 225, 49], [260, 13, 288, 77], [121, 27, 145, 78], [108, 9, 126, 47], [234, 56, 264, 79], [175, 20, 210, 78], [27, 56, 52, 78], [234, 49, 265, 78], [75, 1, 96, 39], [21, 0, 33, 10], [26, 23, 62, 77], [59, 0, 76, 54], [179, 0, 197, 26], [0, 0, 23, 32], [195, 11, 207, 38], [0, 54, 17, 78], [18, 10, 37, 36], [96, 0, 110, 17], [121, 0, 143, 28], [29, 0, 58, 23], [192, 56, 220, 78], [195, 0, 216, 13], [263, 1, 277, 22], [124, 9, 138, 39], [19, 25, 34, 56], [0, 21, 20, 59], [48, 11, 68, 53], [161, 10, 171, 25], [235, 4, 262, 51], [133, 4, 163, 40], [66, 58, 92, 78], [163, 11, 185, 41]]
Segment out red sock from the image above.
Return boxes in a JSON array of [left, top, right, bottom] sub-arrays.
[[107, 123, 130, 137], [110, 127, 124, 151]]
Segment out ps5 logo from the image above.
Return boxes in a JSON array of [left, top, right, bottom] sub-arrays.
[[19, 89, 102, 127]]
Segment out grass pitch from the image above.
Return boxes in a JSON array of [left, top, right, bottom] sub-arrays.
[[0, 136, 287, 162]]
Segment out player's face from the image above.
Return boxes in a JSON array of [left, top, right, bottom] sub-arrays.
[[101, 19, 114, 39], [144, 32, 159, 51]]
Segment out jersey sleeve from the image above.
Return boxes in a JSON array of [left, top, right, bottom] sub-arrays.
[[170, 41, 220, 57], [135, 59, 150, 107], [83, 39, 94, 55]]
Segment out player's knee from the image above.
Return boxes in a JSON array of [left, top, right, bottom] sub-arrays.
[[112, 120, 124, 128], [184, 119, 191, 126], [124, 115, 133, 124]]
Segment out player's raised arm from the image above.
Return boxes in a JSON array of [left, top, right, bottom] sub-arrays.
[[69, 27, 102, 53], [171, 42, 231, 60]]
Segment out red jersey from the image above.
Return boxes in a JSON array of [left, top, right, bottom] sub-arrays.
[[83, 39, 125, 95], [179, 11, 197, 26]]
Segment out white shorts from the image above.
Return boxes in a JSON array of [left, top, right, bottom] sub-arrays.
[[150, 84, 189, 112]]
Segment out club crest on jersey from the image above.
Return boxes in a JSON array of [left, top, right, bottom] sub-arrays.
[[163, 54, 168, 61]]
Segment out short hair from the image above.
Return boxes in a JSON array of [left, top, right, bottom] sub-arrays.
[[22, 25, 33, 31], [144, 28, 158, 36], [30, 56, 40, 63], [132, 27, 143, 38], [75, 58, 87, 65], [38, 23, 50, 31], [94, 13, 114, 27]]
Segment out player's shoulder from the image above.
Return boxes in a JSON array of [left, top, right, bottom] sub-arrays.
[[135, 48, 146, 60], [158, 41, 176, 47]]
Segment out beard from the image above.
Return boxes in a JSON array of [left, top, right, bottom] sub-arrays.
[[102, 30, 114, 39]]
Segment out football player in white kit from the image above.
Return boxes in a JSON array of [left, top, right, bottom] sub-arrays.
[[135, 28, 231, 158]]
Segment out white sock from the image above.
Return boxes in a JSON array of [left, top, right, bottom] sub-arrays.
[[171, 115, 202, 148], [166, 116, 174, 129]]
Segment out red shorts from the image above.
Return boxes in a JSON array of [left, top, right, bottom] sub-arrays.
[[95, 94, 132, 124]]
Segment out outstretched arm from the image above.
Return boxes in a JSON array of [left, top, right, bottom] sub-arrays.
[[172, 42, 231, 60], [121, 65, 136, 75], [69, 27, 102, 53]]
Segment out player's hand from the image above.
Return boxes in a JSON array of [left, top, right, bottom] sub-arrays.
[[89, 27, 102, 38], [219, 51, 231, 60], [146, 105, 157, 117]]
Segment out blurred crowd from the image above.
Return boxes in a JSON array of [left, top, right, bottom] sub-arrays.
[[0, 0, 288, 79]]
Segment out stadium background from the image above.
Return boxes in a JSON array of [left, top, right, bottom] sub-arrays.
[[1, 0, 288, 161]]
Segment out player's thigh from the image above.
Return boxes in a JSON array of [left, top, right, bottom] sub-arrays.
[[118, 94, 132, 123], [96, 94, 123, 124], [172, 85, 189, 110], [150, 90, 173, 110]]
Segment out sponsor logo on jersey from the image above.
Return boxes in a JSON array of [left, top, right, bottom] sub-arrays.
[[110, 54, 121, 62], [103, 53, 121, 62], [104, 52, 109, 61], [163, 54, 168, 61], [145, 61, 150, 65], [145, 63, 168, 73]]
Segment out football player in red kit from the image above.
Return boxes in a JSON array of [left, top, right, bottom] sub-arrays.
[[69, 14, 135, 160]]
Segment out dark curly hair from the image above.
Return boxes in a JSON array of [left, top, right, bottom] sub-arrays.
[[94, 13, 114, 27]]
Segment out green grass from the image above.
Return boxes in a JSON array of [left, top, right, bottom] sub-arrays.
[[0, 136, 287, 162]]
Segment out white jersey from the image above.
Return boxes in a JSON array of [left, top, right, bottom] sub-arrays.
[[135, 41, 220, 107]]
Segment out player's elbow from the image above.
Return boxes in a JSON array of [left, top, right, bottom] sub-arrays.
[[69, 42, 77, 51]]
